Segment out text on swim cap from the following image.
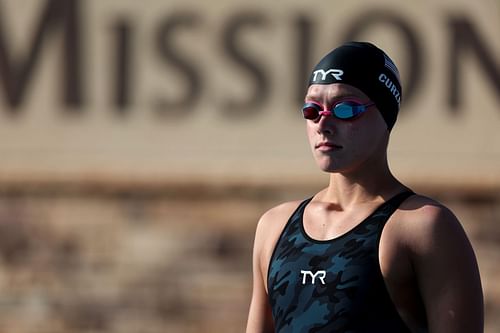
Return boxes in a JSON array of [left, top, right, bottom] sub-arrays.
[[379, 73, 401, 105], [312, 69, 344, 82]]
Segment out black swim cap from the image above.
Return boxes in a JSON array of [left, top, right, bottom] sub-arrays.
[[308, 41, 402, 130]]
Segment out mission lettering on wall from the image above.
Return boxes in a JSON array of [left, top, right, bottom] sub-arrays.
[[0, 0, 498, 186]]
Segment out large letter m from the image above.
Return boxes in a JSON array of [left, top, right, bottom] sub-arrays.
[[0, 0, 82, 111]]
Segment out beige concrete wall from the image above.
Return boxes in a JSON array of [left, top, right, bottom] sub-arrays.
[[0, 0, 498, 187]]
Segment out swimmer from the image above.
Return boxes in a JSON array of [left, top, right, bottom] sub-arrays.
[[246, 41, 483, 333]]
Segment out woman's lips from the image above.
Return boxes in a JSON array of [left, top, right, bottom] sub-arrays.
[[315, 142, 342, 151]]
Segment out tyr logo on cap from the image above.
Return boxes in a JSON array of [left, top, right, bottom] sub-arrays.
[[312, 68, 344, 82]]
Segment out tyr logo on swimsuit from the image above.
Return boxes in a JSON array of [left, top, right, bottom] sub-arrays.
[[301, 270, 327, 285]]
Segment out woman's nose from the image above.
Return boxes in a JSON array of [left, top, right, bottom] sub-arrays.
[[316, 112, 335, 135]]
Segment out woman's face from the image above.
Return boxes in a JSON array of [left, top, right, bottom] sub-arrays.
[[304, 83, 390, 174]]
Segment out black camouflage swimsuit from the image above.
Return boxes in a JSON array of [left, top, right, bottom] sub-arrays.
[[267, 191, 415, 333]]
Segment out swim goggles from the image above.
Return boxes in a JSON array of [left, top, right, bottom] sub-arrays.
[[302, 99, 375, 121]]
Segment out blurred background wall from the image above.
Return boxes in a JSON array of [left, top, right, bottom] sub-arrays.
[[0, 0, 498, 332]]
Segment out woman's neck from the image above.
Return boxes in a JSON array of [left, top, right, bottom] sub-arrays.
[[320, 161, 406, 209]]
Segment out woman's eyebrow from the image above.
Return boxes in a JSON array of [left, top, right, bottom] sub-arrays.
[[304, 93, 359, 102], [304, 94, 318, 101]]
